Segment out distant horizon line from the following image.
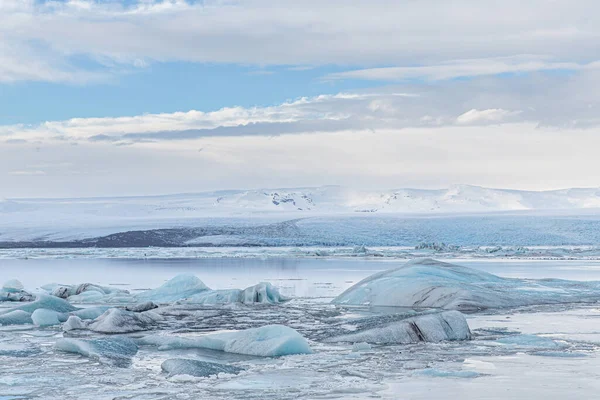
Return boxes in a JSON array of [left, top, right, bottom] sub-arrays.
[[4, 183, 600, 202]]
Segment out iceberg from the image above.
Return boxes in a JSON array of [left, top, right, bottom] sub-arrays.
[[88, 308, 163, 333], [55, 337, 138, 367], [31, 309, 66, 326], [2, 279, 24, 293], [135, 274, 210, 303], [0, 310, 33, 325], [183, 282, 287, 305], [63, 315, 87, 331], [1, 279, 35, 302], [71, 306, 111, 320], [324, 311, 471, 344], [2, 294, 79, 315], [44, 282, 130, 303], [333, 258, 600, 311], [139, 324, 312, 357], [161, 359, 244, 378]]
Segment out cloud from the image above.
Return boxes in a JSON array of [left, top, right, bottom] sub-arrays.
[[326, 57, 600, 82], [456, 109, 521, 125], [2, 0, 600, 82]]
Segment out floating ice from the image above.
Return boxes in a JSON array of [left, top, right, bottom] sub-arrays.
[[333, 258, 600, 311], [125, 301, 158, 312], [140, 324, 312, 357], [184, 282, 287, 305], [0, 342, 41, 358], [241, 282, 287, 304], [325, 311, 471, 344], [88, 308, 162, 333], [0, 310, 33, 325], [161, 359, 244, 378], [63, 315, 86, 331], [71, 306, 110, 320], [416, 368, 481, 378], [496, 334, 564, 349], [55, 337, 139, 367], [135, 274, 210, 303], [2, 279, 24, 293], [1, 279, 34, 302], [351, 342, 372, 352], [31, 309, 66, 326], [3, 294, 79, 315]]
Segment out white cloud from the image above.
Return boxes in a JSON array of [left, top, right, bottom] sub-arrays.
[[2, 0, 600, 82], [326, 57, 600, 82], [456, 109, 521, 125]]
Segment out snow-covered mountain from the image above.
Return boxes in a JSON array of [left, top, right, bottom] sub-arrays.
[[2, 184, 600, 243]]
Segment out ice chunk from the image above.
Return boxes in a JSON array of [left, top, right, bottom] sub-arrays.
[[1, 279, 34, 302], [241, 282, 287, 304], [184, 289, 243, 305], [0, 342, 42, 357], [140, 324, 312, 357], [161, 359, 244, 378], [496, 334, 564, 349], [333, 258, 600, 311], [44, 282, 130, 303], [2, 279, 24, 293], [184, 283, 287, 305], [71, 306, 110, 320], [416, 368, 481, 378], [88, 308, 162, 333], [125, 301, 158, 312], [31, 309, 66, 326], [55, 337, 138, 367], [324, 311, 471, 344], [2, 294, 79, 315], [352, 342, 372, 352], [135, 274, 210, 303], [0, 310, 33, 325], [63, 315, 87, 331]]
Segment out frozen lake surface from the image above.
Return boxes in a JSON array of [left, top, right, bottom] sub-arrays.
[[2, 257, 600, 399]]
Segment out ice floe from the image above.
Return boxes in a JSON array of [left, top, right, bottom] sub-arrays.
[[324, 311, 471, 344], [31, 309, 66, 326], [88, 308, 163, 333], [333, 258, 600, 310], [140, 324, 312, 357], [55, 337, 139, 367], [161, 358, 244, 378]]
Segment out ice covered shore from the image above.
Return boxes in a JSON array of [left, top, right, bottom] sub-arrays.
[[333, 258, 600, 311]]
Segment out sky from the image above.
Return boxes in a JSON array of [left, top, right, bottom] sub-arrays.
[[1, 0, 600, 197]]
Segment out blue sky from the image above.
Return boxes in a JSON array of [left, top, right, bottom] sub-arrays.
[[1, 0, 599, 197]]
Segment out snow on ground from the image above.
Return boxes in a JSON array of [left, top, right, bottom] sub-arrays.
[[3, 185, 600, 244]]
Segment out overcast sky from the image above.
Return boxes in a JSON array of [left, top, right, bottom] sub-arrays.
[[1, 0, 599, 197]]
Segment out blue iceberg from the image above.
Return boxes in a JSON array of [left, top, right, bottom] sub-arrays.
[[333, 258, 600, 311]]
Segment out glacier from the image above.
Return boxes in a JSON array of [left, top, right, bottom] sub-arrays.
[[161, 359, 244, 378], [139, 324, 312, 357], [333, 258, 600, 311]]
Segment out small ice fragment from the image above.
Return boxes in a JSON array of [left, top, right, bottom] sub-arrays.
[[352, 342, 372, 352], [161, 358, 244, 377], [125, 301, 158, 312], [63, 315, 87, 331]]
